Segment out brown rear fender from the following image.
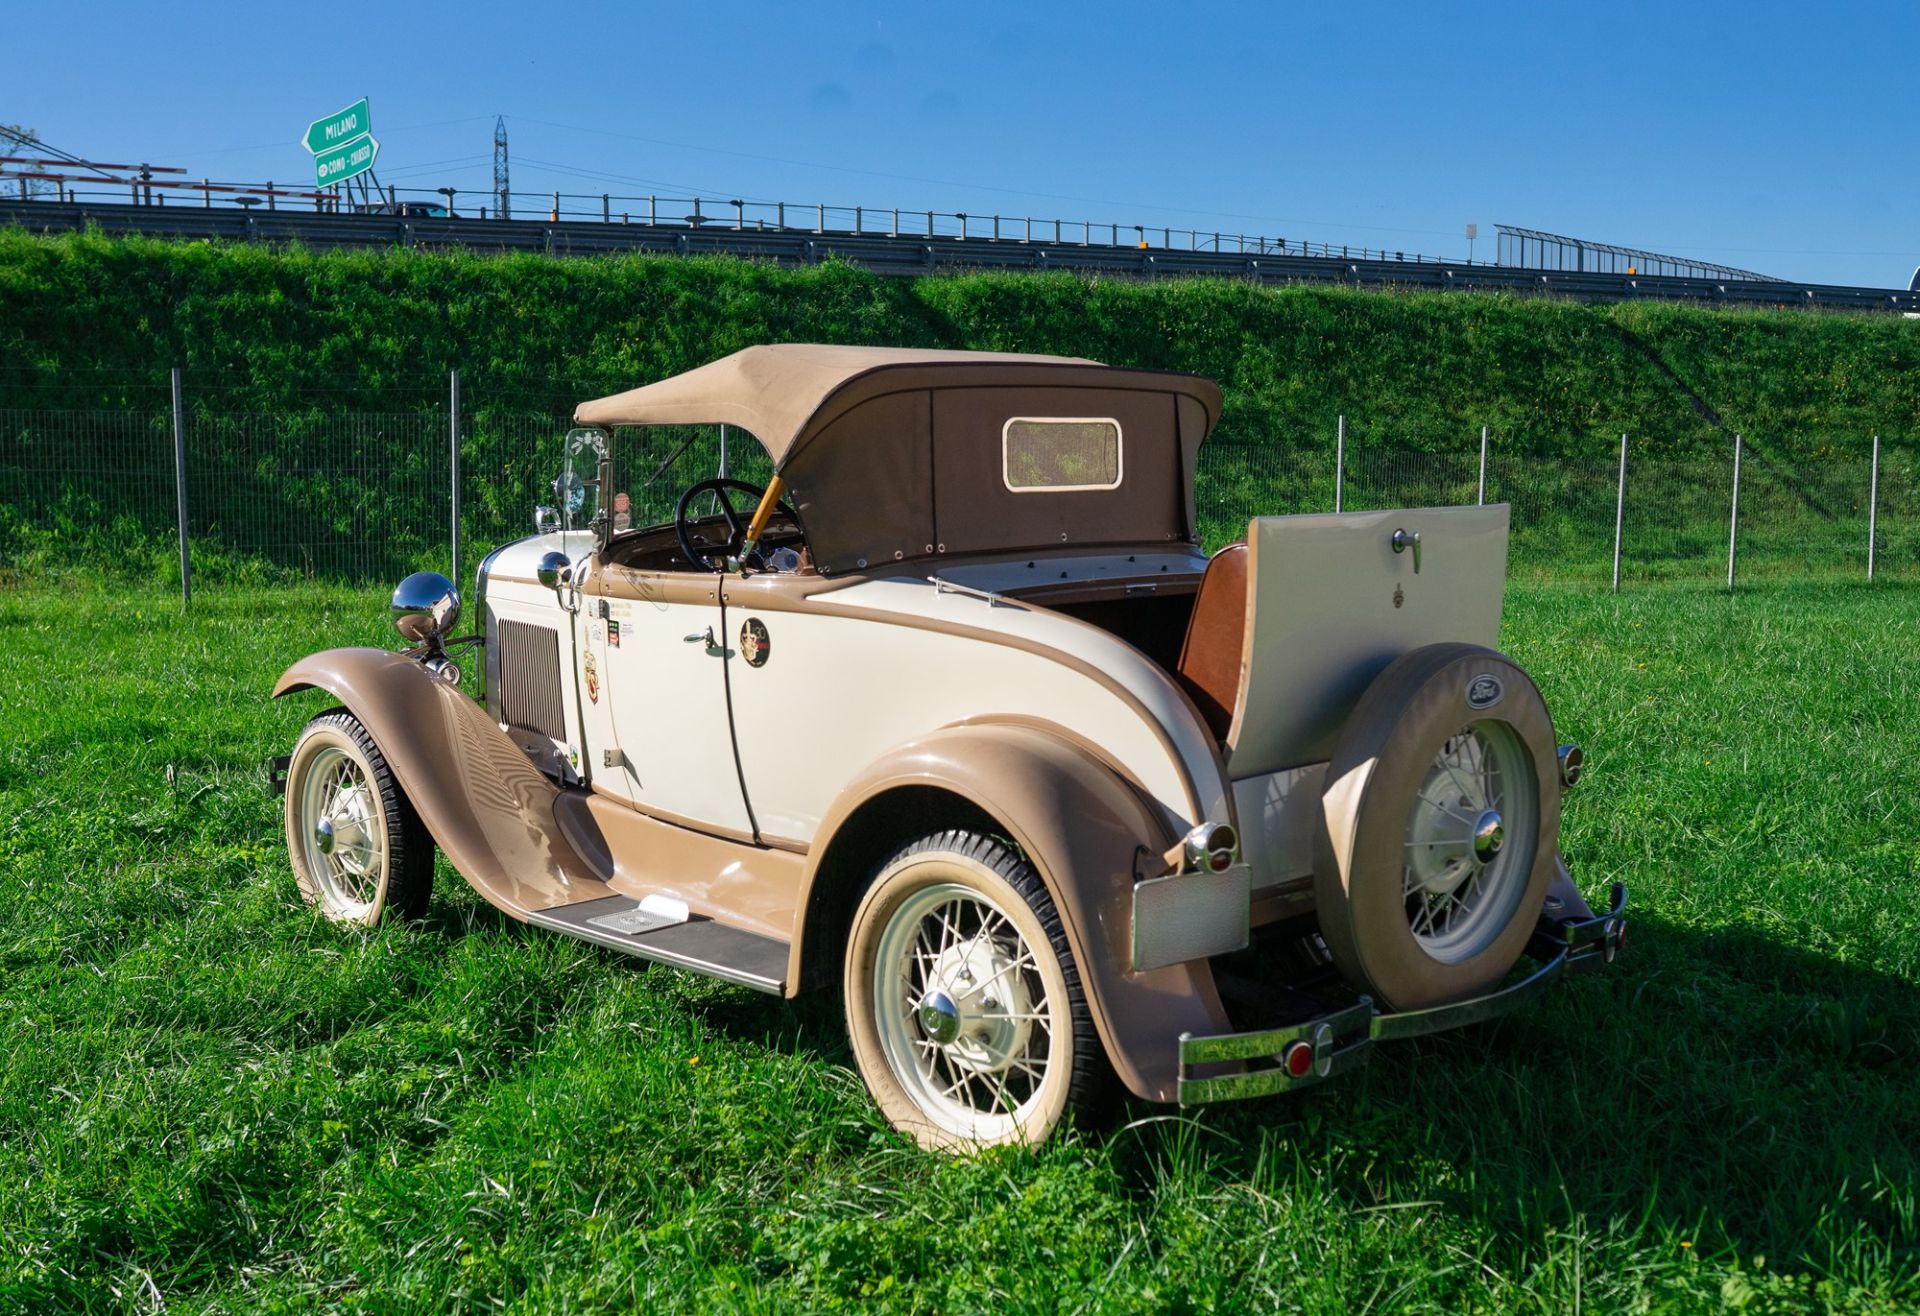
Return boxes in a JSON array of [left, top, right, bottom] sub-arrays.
[[797, 722, 1231, 1104], [273, 648, 611, 917]]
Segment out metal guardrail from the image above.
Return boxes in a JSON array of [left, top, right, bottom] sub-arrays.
[[4, 200, 1915, 312], [0, 176, 1464, 264]]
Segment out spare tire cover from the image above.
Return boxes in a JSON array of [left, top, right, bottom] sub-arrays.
[[1311, 642, 1560, 1011]]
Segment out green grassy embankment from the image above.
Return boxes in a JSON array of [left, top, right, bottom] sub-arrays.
[[3, 228, 1917, 455], [1, 578, 1917, 1311], [3, 229, 1917, 585]]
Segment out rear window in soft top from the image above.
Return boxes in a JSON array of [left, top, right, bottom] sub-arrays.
[[1002, 417, 1123, 492]]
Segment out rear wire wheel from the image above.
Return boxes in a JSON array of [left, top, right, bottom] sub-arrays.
[[1401, 720, 1539, 963], [844, 830, 1103, 1150], [284, 710, 434, 925]]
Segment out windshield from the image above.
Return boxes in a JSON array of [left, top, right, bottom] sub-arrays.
[[604, 424, 775, 532], [558, 428, 606, 535]]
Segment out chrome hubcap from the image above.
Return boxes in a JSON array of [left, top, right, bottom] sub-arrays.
[[1472, 810, 1504, 863], [917, 990, 961, 1045], [1403, 722, 1538, 962]]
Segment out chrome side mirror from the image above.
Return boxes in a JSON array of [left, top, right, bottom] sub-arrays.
[[536, 550, 571, 594], [534, 505, 561, 534], [392, 571, 461, 646]]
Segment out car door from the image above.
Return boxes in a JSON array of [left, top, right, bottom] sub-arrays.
[[586, 564, 755, 839]]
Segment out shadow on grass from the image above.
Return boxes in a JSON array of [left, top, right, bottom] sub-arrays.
[[528, 896, 1920, 1272], [1105, 911, 1920, 1272], [420, 884, 855, 1069]]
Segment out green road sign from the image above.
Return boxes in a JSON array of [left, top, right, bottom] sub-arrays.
[[314, 133, 379, 187], [303, 98, 371, 155]]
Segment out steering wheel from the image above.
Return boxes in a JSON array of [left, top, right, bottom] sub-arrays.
[[674, 478, 797, 573]]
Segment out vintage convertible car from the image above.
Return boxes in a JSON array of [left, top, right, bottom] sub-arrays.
[[270, 345, 1625, 1149]]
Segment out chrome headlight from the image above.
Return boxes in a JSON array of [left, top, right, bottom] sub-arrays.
[[392, 571, 461, 646], [536, 550, 571, 591]]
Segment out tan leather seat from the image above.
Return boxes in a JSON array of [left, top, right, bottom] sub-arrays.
[[1175, 542, 1248, 742]]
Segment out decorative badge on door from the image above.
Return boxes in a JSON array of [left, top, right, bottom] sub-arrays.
[[741, 617, 771, 667]]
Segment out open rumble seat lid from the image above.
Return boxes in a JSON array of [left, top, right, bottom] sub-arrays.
[[575, 344, 1225, 573]]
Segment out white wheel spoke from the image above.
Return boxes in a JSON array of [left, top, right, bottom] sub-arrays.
[[1415, 789, 1479, 826], [955, 950, 1036, 1005], [1438, 757, 1481, 810]]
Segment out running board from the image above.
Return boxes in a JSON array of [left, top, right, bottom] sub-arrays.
[[525, 895, 789, 995]]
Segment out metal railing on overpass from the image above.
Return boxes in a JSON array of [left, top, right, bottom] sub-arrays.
[[0, 174, 1461, 265], [1496, 225, 1782, 283]]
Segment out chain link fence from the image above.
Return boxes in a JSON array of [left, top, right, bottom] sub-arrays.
[[2, 375, 1913, 592]]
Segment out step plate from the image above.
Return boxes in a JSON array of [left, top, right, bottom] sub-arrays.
[[527, 895, 788, 995]]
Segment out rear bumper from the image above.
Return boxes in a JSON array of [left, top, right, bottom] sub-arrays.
[[1176, 882, 1627, 1105]]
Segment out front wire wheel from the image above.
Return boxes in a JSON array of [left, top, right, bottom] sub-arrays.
[[284, 710, 434, 925], [844, 831, 1104, 1150]]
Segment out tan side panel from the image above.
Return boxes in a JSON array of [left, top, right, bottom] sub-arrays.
[[798, 723, 1230, 1103], [274, 648, 611, 917], [585, 792, 805, 944]]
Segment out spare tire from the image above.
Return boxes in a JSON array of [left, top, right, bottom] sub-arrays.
[[1311, 643, 1560, 1011]]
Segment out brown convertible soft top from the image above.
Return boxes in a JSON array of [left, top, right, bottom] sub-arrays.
[[574, 344, 1225, 573]]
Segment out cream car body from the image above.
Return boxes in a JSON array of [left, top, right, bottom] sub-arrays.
[[273, 345, 1625, 1146]]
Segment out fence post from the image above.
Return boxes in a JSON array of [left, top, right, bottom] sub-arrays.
[[1477, 425, 1489, 505], [1613, 433, 1628, 592], [449, 371, 462, 586], [1335, 415, 1346, 513], [1727, 433, 1742, 590], [1868, 434, 1880, 581], [171, 367, 191, 605]]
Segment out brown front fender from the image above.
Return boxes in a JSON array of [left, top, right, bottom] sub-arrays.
[[274, 648, 608, 917], [798, 723, 1232, 1104]]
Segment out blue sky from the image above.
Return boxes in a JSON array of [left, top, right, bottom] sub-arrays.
[[10, 0, 1917, 285]]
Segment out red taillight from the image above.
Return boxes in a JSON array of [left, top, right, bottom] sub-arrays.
[[1283, 1040, 1315, 1078], [1209, 849, 1233, 873]]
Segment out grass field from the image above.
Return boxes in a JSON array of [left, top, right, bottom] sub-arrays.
[[3, 577, 1918, 1312]]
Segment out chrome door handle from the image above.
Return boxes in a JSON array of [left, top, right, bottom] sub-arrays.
[[684, 627, 715, 646]]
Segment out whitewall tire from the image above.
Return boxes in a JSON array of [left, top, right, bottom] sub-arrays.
[[844, 830, 1104, 1151], [284, 710, 434, 926]]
